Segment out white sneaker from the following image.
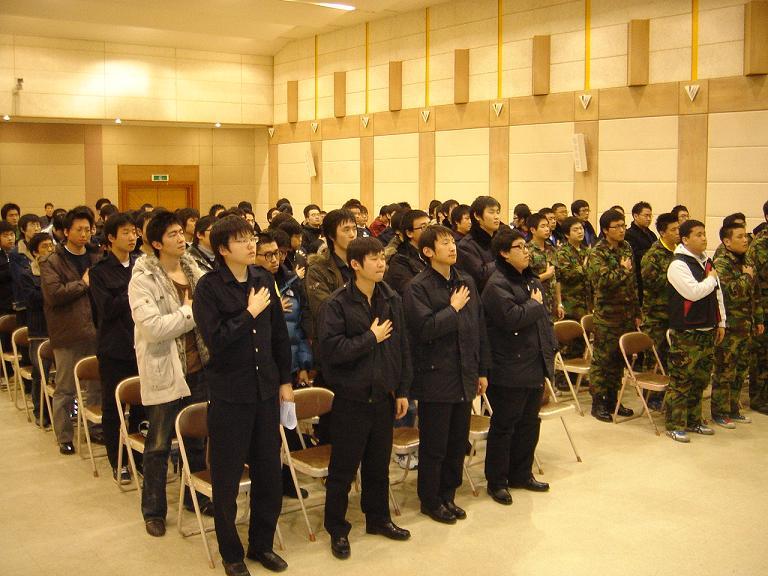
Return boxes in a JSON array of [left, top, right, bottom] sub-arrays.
[[395, 454, 418, 470], [731, 414, 752, 424]]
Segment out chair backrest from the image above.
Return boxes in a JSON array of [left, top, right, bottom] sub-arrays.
[[620, 331, 654, 358], [294, 387, 334, 421], [115, 376, 143, 406], [75, 355, 100, 383], [554, 320, 584, 346], [0, 314, 17, 335], [176, 402, 208, 440], [580, 314, 594, 336], [12, 326, 29, 350], [39, 339, 54, 362]]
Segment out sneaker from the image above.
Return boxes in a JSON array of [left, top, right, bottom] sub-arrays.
[[666, 430, 690, 443], [712, 416, 736, 429], [647, 398, 664, 412], [731, 413, 752, 424], [686, 423, 715, 435], [395, 454, 418, 470], [113, 465, 131, 485]]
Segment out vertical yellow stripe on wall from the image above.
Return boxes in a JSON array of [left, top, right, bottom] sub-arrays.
[[691, 0, 699, 81], [498, 0, 503, 99], [584, 0, 591, 90], [314, 35, 319, 120], [365, 22, 370, 115], [425, 7, 430, 107]]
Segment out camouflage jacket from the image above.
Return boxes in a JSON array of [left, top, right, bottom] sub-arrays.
[[585, 238, 640, 325], [716, 248, 757, 332], [555, 241, 591, 320], [746, 231, 768, 325], [641, 240, 675, 323], [528, 240, 558, 316]]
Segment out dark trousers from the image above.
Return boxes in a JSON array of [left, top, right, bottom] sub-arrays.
[[208, 395, 282, 563], [141, 369, 208, 521], [485, 386, 543, 488], [324, 396, 394, 538], [98, 355, 143, 469], [29, 338, 50, 424], [417, 401, 471, 509]]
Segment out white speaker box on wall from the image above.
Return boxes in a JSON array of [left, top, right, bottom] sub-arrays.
[[572, 133, 588, 173]]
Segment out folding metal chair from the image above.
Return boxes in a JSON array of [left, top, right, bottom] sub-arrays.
[[115, 377, 145, 492], [535, 378, 582, 474], [37, 339, 56, 437], [463, 393, 491, 496], [616, 331, 670, 435], [74, 356, 105, 477], [553, 320, 591, 415], [10, 326, 33, 421], [0, 314, 19, 402]]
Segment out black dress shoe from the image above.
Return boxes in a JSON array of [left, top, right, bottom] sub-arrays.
[[144, 518, 166, 537], [223, 561, 251, 576], [184, 496, 214, 517], [591, 396, 612, 422], [420, 503, 456, 524], [330, 535, 351, 559], [59, 442, 75, 455], [615, 403, 634, 417], [443, 500, 467, 520], [245, 550, 287, 572], [511, 477, 550, 492], [487, 486, 513, 505], [366, 520, 411, 541], [283, 485, 309, 499]]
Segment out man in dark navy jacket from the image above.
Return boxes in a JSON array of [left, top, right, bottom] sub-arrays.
[[319, 236, 412, 560], [482, 228, 556, 505], [193, 215, 292, 576], [404, 225, 490, 524]]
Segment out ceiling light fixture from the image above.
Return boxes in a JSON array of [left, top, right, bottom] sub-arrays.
[[282, 0, 356, 11], [215, 122, 221, 128], [115, 118, 122, 124], [2, 114, 10, 121]]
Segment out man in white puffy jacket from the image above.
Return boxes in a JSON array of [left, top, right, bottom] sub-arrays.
[[128, 211, 210, 538]]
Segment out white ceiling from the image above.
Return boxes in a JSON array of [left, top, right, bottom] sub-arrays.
[[0, 0, 436, 56]]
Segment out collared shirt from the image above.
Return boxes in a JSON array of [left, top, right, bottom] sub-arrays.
[[667, 244, 726, 328]]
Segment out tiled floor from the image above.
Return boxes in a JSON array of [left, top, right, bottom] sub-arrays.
[[2, 389, 767, 576]]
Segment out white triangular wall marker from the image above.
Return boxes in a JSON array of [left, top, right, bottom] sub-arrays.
[[579, 94, 592, 110], [268, 127, 275, 138], [311, 122, 318, 133], [492, 102, 503, 117], [361, 116, 369, 128], [421, 109, 430, 123], [685, 84, 700, 102]]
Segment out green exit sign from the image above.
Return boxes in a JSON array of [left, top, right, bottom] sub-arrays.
[[151, 174, 169, 182]]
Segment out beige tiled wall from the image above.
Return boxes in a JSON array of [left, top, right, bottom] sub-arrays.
[[707, 110, 768, 248], [597, 116, 679, 219], [508, 122, 575, 222], [0, 35, 273, 125], [277, 142, 314, 214], [435, 127, 489, 205], [373, 133, 420, 211], [322, 138, 361, 211]]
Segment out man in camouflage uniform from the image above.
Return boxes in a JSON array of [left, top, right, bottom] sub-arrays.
[[527, 213, 563, 320], [640, 213, 679, 379], [713, 213, 752, 261], [555, 216, 592, 322], [711, 222, 761, 428], [746, 225, 768, 414], [585, 209, 641, 422]]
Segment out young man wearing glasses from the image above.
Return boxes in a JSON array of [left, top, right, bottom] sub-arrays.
[[383, 209, 429, 296], [193, 216, 292, 576], [585, 209, 642, 422]]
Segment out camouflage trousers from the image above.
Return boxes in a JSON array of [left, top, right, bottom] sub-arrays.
[[590, 320, 634, 397], [712, 330, 750, 417], [665, 329, 715, 431], [748, 331, 768, 410], [641, 319, 670, 372]]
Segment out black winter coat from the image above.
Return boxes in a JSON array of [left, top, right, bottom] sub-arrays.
[[90, 252, 138, 361], [482, 259, 557, 388], [319, 280, 412, 402], [457, 227, 496, 292], [404, 266, 490, 403], [383, 241, 427, 296]]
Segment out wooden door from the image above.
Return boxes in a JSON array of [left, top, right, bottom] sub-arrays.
[[118, 165, 199, 212]]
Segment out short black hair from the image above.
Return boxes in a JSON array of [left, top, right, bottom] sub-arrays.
[[552, 202, 566, 211], [29, 232, 52, 255], [513, 203, 531, 219], [720, 222, 745, 241], [679, 219, 705, 240], [450, 204, 471, 228], [278, 218, 303, 238], [469, 196, 501, 228], [655, 213, 678, 234], [104, 212, 135, 240], [272, 228, 291, 250], [19, 213, 41, 233], [539, 206, 555, 216], [95, 198, 112, 211], [358, 205, 368, 215], [209, 204, 225, 218], [428, 200, 441, 218], [276, 198, 291, 208], [304, 204, 321, 219], [100, 203, 119, 220], [52, 213, 66, 232], [562, 216, 583, 235], [322, 209, 356, 250], [723, 212, 746, 226], [267, 207, 280, 222], [526, 212, 547, 231], [1, 203, 20, 219], [177, 207, 200, 225], [599, 209, 625, 233], [134, 209, 156, 233], [763, 200, 768, 217], [193, 215, 214, 246], [671, 205, 689, 219], [210, 214, 253, 264], [0, 221, 14, 234], [610, 205, 625, 214], [342, 198, 362, 210], [44, 202, 54, 209], [418, 225, 454, 260], [390, 209, 407, 234], [571, 199, 589, 215], [145, 211, 182, 257], [631, 201, 651, 216], [237, 201, 253, 212], [402, 209, 429, 236], [64, 206, 95, 230], [139, 203, 154, 211], [491, 227, 526, 258], [255, 230, 278, 247], [347, 237, 384, 269]]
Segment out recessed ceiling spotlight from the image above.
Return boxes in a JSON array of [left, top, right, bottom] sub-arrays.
[[215, 122, 221, 128], [2, 114, 10, 121], [282, 0, 355, 11], [115, 118, 122, 124]]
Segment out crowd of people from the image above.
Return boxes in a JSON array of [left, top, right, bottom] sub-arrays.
[[1, 193, 767, 576]]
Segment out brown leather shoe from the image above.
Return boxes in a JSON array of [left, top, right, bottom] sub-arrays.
[[144, 518, 166, 537]]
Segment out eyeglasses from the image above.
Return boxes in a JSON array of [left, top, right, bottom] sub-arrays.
[[231, 235, 258, 245], [257, 250, 280, 261], [412, 223, 429, 231], [608, 224, 627, 230], [510, 244, 529, 252]]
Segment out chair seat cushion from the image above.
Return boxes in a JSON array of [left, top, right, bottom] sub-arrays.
[[290, 444, 332, 476], [631, 372, 669, 391]]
